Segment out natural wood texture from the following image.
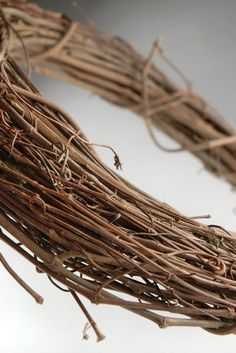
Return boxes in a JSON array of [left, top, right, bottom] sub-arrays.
[[1, 9, 236, 336], [4, 0, 236, 188]]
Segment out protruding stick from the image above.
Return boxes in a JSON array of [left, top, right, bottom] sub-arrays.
[[0, 251, 43, 304], [69, 289, 105, 342]]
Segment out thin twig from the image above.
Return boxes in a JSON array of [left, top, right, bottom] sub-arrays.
[[69, 289, 105, 342], [0, 250, 43, 304]]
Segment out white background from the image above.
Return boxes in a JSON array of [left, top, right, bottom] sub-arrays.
[[1, 1, 236, 352]]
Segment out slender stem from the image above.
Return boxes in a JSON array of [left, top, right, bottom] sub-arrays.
[[69, 290, 105, 342], [0, 250, 43, 304]]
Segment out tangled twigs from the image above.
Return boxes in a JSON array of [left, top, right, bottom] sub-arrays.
[[2, 3, 236, 338], [3, 0, 236, 187], [142, 38, 188, 153]]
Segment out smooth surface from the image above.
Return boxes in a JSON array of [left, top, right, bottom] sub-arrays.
[[1, 1, 236, 352]]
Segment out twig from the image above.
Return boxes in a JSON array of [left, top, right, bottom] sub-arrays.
[[0, 250, 43, 304], [69, 290, 105, 342]]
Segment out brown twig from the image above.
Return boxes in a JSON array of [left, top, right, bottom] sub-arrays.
[[70, 290, 105, 342], [0, 249, 43, 304]]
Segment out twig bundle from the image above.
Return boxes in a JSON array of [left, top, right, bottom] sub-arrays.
[[1, 9, 236, 337], [4, 0, 236, 188]]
